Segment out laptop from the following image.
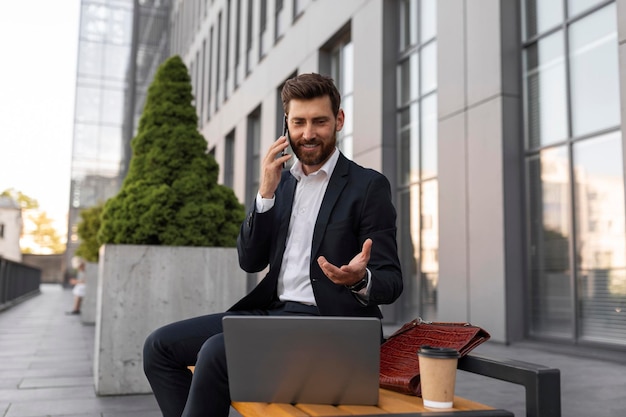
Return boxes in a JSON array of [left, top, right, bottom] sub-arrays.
[[223, 315, 381, 405]]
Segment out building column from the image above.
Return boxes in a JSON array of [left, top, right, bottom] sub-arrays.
[[617, 0, 626, 201], [437, 0, 524, 343]]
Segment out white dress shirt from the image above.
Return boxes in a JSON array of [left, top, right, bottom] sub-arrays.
[[256, 148, 371, 305]]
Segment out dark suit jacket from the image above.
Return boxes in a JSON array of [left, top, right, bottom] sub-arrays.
[[230, 152, 403, 318]]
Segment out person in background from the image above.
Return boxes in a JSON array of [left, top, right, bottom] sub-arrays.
[[143, 73, 403, 417], [66, 257, 86, 315]]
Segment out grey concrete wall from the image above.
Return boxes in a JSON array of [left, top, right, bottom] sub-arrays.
[[437, 0, 523, 343], [94, 244, 247, 395]]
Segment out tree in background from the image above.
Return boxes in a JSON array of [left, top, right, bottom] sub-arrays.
[[98, 55, 244, 247], [74, 203, 103, 262], [1, 188, 65, 254], [1, 188, 39, 210]]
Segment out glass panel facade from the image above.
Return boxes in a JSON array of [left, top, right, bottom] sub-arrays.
[[523, 1, 624, 346], [330, 36, 354, 159], [523, 0, 563, 39], [66, 0, 169, 265], [527, 147, 573, 337], [568, 4, 620, 137], [568, 0, 605, 17], [524, 31, 567, 148], [396, 0, 438, 322], [573, 132, 626, 344]]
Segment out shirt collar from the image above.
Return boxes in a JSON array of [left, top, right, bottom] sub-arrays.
[[290, 147, 340, 181]]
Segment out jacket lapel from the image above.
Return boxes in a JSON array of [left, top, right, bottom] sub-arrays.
[[274, 174, 297, 265], [311, 153, 349, 257]]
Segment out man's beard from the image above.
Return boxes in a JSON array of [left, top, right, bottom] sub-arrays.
[[290, 130, 337, 168]]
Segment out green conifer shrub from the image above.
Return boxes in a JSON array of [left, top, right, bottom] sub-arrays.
[[98, 55, 245, 247], [75, 203, 104, 262]]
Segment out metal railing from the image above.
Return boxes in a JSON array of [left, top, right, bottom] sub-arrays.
[[0, 256, 41, 311]]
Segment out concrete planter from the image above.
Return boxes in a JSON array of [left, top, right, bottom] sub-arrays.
[[81, 262, 98, 325], [94, 244, 247, 396]]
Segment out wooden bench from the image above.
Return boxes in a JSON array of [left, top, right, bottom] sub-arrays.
[[232, 388, 514, 416], [189, 353, 561, 417]]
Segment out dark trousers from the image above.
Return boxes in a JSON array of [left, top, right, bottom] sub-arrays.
[[143, 301, 319, 417]]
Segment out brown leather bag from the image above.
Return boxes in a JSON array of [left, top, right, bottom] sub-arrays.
[[379, 318, 491, 396]]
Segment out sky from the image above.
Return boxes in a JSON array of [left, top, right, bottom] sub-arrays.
[[0, 1, 81, 238]]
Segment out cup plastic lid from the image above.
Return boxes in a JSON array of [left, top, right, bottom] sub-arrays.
[[417, 345, 460, 358]]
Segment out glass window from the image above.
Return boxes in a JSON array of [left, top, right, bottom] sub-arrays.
[[101, 89, 124, 125], [396, 0, 438, 322], [523, 0, 563, 39], [77, 41, 103, 77], [398, 54, 419, 106], [224, 130, 235, 188], [216, 11, 223, 111], [246, 109, 261, 206], [568, 0, 605, 17], [293, 0, 311, 18], [398, 103, 419, 186], [398, 185, 421, 319], [246, 0, 254, 74], [573, 132, 626, 345], [75, 85, 101, 123], [259, 0, 269, 59], [275, 0, 287, 40], [235, 0, 242, 87], [420, 179, 438, 320], [224, 0, 231, 101], [399, 0, 417, 51], [103, 44, 130, 80], [420, 94, 437, 179], [527, 147, 573, 338], [73, 123, 99, 160], [524, 31, 567, 148], [420, 0, 436, 42], [568, 4, 620, 137], [420, 41, 437, 95], [330, 37, 354, 159]]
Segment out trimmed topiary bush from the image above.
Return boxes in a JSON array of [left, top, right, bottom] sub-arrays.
[[98, 55, 244, 247], [75, 203, 104, 262]]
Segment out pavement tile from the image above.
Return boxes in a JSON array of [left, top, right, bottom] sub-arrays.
[[5, 395, 159, 417], [0, 367, 92, 379], [0, 386, 96, 402], [19, 376, 95, 389]]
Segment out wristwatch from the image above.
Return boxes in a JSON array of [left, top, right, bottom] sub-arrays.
[[346, 273, 369, 292]]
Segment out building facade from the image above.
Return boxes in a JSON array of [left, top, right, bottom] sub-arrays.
[[168, 0, 626, 351], [0, 196, 22, 263], [66, 0, 170, 268], [68, 0, 626, 352]]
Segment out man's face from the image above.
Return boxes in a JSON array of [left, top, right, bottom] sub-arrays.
[[286, 96, 344, 175]]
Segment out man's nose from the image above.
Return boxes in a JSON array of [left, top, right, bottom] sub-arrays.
[[302, 123, 315, 140]]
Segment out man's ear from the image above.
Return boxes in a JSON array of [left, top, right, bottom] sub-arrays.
[[335, 109, 345, 131]]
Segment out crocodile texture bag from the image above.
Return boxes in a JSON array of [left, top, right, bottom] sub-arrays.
[[379, 318, 490, 396]]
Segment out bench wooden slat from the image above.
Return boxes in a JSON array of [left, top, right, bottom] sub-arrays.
[[296, 403, 353, 416], [232, 402, 310, 417]]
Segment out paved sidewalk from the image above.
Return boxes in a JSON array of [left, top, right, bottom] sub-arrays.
[[1, 284, 625, 417]]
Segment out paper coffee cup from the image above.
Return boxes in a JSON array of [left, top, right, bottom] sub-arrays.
[[417, 346, 460, 409]]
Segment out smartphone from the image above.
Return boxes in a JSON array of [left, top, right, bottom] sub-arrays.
[[280, 114, 289, 168]]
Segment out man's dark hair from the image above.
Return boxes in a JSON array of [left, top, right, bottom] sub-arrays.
[[281, 73, 341, 116]]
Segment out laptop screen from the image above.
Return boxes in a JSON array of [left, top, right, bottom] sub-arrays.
[[223, 315, 381, 405]]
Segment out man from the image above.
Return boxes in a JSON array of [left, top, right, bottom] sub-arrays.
[[143, 73, 403, 417]]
